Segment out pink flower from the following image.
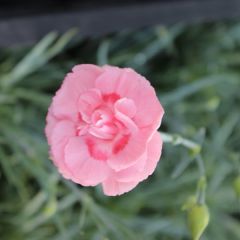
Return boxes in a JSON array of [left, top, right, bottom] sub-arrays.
[[45, 64, 164, 196]]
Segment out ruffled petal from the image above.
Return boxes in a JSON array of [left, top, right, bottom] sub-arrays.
[[111, 132, 162, 183], [95, 65, 122, 94], [107, 131, 147, 171], [52, 64, 102, 121], [118, 69, 164, 135], [49, 120, 76, 178], [95, 66, 164, 138], [114, 151, 147, 182], [78, 89, 102, 122], [102, 177, 138, 196], [45, 105, 58, 144], [114, 98, 136, 118], [138, 131, 163, 181], [114, 98, 138, 134], [115, 111, 138, 134], [64, 137, 110, 186]]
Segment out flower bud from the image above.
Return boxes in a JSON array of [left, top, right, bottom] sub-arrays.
[[187, 203, 210, 240], [233, 176, 240, 198]]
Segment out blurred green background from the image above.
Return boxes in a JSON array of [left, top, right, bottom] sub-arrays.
[[0, 21, 240, 240]]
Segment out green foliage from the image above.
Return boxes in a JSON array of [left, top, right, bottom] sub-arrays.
[[0, 21, 240, 240]]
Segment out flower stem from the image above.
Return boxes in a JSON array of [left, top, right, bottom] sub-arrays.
[[196, 155, 205, 177], [196, 176, 207, 205], [160, 131, 201, 152], [160, 131, 205, 179]]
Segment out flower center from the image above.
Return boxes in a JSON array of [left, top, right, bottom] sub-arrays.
[[77, 92, 121, 140], [76, 90, 138, 160], [88, 108, 118, 140]]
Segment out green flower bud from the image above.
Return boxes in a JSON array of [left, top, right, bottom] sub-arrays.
[[233, 176, 240, 198], [187, 203, 210, 240]]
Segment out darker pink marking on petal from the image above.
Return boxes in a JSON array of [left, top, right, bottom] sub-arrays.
[[113, 135, 129, 154], [102, 93, 120, 103], [85, 138, 108, 161]]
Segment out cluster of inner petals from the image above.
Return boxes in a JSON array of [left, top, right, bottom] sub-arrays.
[[75, 89, 138, 160]]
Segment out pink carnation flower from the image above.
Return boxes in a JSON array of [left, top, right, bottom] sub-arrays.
[[45, 64, 164, 196]]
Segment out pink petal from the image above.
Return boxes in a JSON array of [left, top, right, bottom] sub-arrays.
[[112, 132, 162, 183], [130, 76, 164, 130], [116, 68, 141, 97], [107, 131, 147, 171], [102, 177, 138, 196], [45, 106, 58, 144], [117, 68, 164, 133], [114, 97, 138, 134], [64, 137, 110, 186], [138, 131, 163, 181], [114, 151, 147, 182], [85, 137, 109, 161], [78, 89, 102, 122], [72, 64, 103, 91], [114, 111, 138, 134], [95, 66, 164, 138], [114, 98, 136, 118], [102, 132, 162, 195], [88, 125, 117, 140], [95, 67, 140, 98], [50, 120, 76, 178], [112, 134, 130, 155], [52, 64, 102, 121], [95, 66, 122, 94]]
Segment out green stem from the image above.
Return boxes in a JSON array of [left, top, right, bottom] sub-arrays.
[[196, 176, 207, 205], [196, 155, 205, 177], [160, 131, 201, 152], [160, 131, 203, 174]]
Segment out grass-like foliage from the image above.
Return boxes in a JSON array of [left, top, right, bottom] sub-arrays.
[[0, 22, 240, 240]]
